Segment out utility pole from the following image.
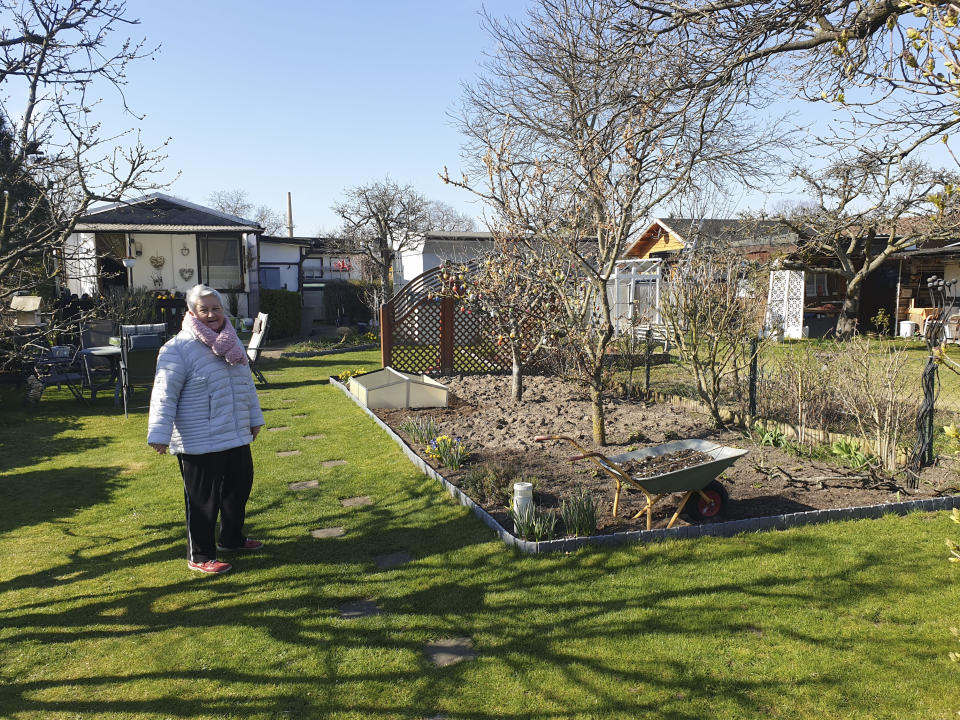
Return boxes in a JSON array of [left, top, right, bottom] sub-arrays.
[[286, 192, 294, 238]]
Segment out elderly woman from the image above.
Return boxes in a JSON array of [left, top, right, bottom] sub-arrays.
[[148, 284, 265, 575]]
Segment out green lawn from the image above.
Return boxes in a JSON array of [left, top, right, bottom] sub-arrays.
[[1, 350, 959, 719]]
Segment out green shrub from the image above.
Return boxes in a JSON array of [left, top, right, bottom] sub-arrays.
[[259, 288, 300, 339], [459, 461, 518, 505], [323, 280, 372, 324]]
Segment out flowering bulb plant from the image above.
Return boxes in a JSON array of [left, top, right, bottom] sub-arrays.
[[425, 435, 469, 470]]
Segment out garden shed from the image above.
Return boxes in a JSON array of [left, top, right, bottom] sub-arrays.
[[348, 367, 449, 409]]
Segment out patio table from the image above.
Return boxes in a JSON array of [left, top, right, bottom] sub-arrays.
[[78, 345, 121, 403]]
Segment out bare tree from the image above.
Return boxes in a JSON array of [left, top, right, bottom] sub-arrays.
[[0, 0, 168, 305], [768, 152, 960, 338], [659, 245, 768, 427], [445, 0, 775, 444], [427, 200, 476, 232], [206, 189, 283, 235], [644, 1, 960, 161], [332, 178, 468, 305]]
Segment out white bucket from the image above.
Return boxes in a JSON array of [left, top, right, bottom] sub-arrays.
[[513, 482, 533, 516]]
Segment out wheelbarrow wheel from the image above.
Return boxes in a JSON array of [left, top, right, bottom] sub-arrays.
[[683, 480, 729, 522]]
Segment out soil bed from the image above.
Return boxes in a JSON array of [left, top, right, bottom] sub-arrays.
[[374, 374, 959, 536]]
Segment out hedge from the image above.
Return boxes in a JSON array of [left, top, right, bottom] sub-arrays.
[[259, 288, 301, 339], [322, 280, 372, 325]]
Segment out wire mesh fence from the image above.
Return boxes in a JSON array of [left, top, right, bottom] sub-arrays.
[[610, 334, 960, 471]]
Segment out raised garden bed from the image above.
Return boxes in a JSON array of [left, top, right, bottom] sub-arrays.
[[332, 374, 960, 552]]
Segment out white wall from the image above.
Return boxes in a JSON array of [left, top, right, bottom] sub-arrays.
[[128, 233, 202, 292], [260, 243, 302, 291]]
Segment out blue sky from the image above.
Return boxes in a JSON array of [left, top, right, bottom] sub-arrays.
[[103, 1, 949, 234], [114, 1, 522, 234]]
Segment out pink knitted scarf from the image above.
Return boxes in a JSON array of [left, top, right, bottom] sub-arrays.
[[184, 313, 248, 366]]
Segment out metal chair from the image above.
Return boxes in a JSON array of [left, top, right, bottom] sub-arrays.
[[24, 343, 86, 405], [79, 318, 117, 395], [246, 312, 270, 385], [119, 324, 167, 417]]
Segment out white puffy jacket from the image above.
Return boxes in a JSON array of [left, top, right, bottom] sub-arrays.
[[147, 329, 265, 455]]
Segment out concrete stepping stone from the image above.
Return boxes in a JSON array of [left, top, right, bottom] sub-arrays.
[[292, 414, 307, 418], [322, 459, 347, 467], [425, 638, 476, 667], [340, 495, 372, 507], [288, 480, 319, 490], [338, 599, 381, 619], [311, 527, 345, 539], [303, 434, 326, 440], [374, 551, 413, 570], [277, 450, 301, 457], [281, 398, 296, 403], [267, 426, 289, 432]]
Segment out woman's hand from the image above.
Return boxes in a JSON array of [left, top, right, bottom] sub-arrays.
[[251, 425, 263, 441], [149, 443, 168, 454]]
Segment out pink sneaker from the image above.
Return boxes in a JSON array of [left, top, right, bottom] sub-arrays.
[[188, 559, 232, 574], [217, 539, 264, 552]]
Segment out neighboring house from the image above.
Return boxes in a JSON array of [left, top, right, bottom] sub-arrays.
[[64, 193, 264, 316], [258, 236, 363, 292], [890, 243, 960, 340], [622, 217, 798, 262], [395, 231, 495, 288]]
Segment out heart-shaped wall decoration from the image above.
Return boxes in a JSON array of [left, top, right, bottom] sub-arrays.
[[179, 268, 194, 281]]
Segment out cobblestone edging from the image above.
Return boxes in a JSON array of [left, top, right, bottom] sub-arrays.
[[281, 343, 378, 358], [330, 378, 960, 554]]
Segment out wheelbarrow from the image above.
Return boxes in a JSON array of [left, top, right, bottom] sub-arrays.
[[534, 435, 748, 530]]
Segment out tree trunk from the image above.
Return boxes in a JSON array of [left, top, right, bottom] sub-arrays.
[[590, 384, 607, 446], [511, 356, 524, 403], [835, 278, 861, 340]]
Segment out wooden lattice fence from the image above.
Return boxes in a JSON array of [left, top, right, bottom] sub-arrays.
[[380, 264, 513, 375]]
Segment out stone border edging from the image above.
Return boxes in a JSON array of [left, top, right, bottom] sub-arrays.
[[281, 343, 378, 358], [329, 378, 960, 554]]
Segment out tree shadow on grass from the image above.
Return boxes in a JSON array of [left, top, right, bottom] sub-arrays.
[[0, 465, 124, 535], [0, 415, 108, 475], [1, 528, 939, 719]]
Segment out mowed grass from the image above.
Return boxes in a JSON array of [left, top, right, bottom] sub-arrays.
[[1, 350, 959, 719]]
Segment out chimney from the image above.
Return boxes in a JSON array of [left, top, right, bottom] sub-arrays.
[[286, 192, 294, 238]]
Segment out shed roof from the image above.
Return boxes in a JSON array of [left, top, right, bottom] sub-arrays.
[[74, 193, 263, 233]]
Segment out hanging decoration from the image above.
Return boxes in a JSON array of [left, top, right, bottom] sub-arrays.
[[181, 242, 191, 256], [179, 268, 195, 282], [149, 254, 166, 269]]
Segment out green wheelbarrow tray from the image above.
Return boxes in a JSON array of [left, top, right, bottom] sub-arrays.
[[534, 435, 748, 529], [602, 439, 748, 495]]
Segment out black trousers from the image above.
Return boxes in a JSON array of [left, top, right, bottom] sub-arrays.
[[177, 445, 254, 563]]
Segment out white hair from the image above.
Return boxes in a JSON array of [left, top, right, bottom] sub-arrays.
[[185, 284, 225, 313]]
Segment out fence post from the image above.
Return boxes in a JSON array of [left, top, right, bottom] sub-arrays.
[[643, 328, 652, 395], [749, 337, 758, 419], [380, 302, 393, 369], [440, 295, 455, 374]]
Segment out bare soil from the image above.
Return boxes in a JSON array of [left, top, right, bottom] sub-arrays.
[[373, 374, 960, 536]]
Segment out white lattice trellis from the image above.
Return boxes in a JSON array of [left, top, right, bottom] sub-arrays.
[[766, 269, 805, 339]]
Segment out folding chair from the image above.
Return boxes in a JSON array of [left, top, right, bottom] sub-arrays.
[[119, 324, 167, 418], [246, 312, 270, 385], [24, 344, 86, 405]]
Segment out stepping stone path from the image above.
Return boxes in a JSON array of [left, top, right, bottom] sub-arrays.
[[338, 599, 381, 619], [374, 551, 413, 570], [425, 638, 476, 667], [322, 460, 347, 467], [340, 495, 372, 507], [277, 450, 301, 457], [311, 527, 345, 539], [292, 414, 307, 418], [267, 426, 289, 432], [303, 434, 326, 440], [288, 480, 319, 490], [281, 398, 295, 403]]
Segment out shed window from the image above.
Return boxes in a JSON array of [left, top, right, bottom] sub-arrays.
[[200, 235, 242, 289]]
